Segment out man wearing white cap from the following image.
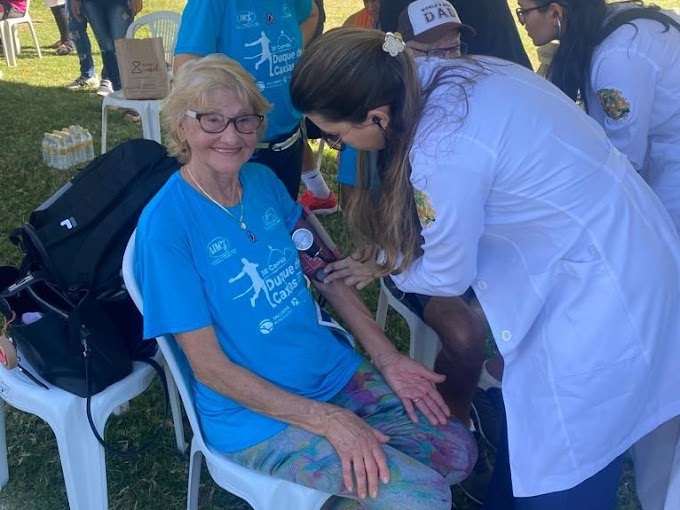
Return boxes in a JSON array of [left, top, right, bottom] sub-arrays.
[[398, 0, 477, 58], [382, 0, 532, 68]]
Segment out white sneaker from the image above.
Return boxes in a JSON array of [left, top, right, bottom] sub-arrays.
[[96, 79, 114, 97], [65, 74, 100, 90]]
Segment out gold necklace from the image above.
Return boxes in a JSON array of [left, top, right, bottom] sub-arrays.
[[186, 166, 247, 230]]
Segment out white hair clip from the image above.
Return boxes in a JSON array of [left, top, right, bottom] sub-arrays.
[[382, 32, 405, 57]]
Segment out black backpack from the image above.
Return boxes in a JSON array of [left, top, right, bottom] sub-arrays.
[[0, 139, 178, 453]]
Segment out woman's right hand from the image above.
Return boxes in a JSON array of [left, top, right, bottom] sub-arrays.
[[322, 254, 378, 290], [321, 406, 390, 499]]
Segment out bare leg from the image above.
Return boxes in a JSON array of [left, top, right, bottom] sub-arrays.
[[302, 142, 317, 176], [300, 142, 336, 212], [424, 296, 486, 427]]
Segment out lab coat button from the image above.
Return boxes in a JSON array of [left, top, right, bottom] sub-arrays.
[[476, 280, 488, 292], [501, 330, 512, 341]]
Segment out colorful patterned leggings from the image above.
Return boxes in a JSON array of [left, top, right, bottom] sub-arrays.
[[227, 360, 477, 510]]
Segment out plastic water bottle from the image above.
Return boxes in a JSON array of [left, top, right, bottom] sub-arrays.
[[69, 125, 87, 165], [41, 133, 51, 165], [42, 126, 96, 169], [61, 129, 77, 168], [53, 132, 68, 170], [46, 134, 59, 168], [83, 128, 95, 161]]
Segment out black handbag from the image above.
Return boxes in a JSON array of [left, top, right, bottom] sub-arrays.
[[0, 267, 168, 456]]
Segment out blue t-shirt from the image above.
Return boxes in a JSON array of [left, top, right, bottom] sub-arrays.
[[337, 147, 379, 187], [175, 0, 311, 140], [135, 164, 361, 452]]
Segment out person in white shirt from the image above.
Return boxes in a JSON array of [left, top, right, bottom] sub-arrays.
[[290, 27, 680, 510], [517, 0, 680, 235], [334, 0, 501, 455]]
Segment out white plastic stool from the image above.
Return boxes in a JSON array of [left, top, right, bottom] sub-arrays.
[[375, 278, 441, 369], [0, 351, 186, 510], [101, 94, 163, 153], [99, 11, 181, 153], [0, 0, 41, 68]]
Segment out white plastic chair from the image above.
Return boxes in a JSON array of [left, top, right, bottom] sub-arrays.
[[122, 231, 334, 510], [0, 0, 41, 68], [101, 11, 181, 153], [375, 278, 441, 370], [0, 346, 186, 510]]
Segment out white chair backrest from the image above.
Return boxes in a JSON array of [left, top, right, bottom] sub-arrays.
[[125, 11, 182, 69], [122, 231, 207, 448]]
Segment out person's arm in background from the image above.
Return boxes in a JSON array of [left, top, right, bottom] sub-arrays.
[[70, 0, 82, 21], [298, 0, 319, 47], [588, 40, 656, 171], [172, 0, 223, 74], [129, 0, 142, 17]]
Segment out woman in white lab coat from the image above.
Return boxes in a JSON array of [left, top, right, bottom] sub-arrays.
[[290, 28, 680, 509], [517, 0, 680, 234]]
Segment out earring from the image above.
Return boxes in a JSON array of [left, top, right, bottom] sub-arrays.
[[180, 140, 189, 153], [555, 17, 562, 38]]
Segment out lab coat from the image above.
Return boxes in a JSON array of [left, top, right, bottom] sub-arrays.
[[392, 57, 680, 497], [585, 7, 680, 231]]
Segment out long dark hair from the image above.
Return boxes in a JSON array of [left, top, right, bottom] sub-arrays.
[[549, 0, 679, 106], [547, 0, 607, 102]]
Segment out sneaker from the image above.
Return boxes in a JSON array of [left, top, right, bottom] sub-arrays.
[[49, 39, 62, 49], [65, 75, 100, 90], [97, 79, 114, 97], [299, 189, 339, 215]]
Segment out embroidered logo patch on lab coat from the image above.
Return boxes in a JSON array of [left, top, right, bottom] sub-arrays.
[[414, 190, 436, 228], [597, 88, 631, 121]]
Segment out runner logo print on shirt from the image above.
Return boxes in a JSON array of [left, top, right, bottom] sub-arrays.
[[244, 30, 300, 87], [228, 245, 302, 314]]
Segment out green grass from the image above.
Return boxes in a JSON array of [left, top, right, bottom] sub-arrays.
[[0, 0, 678, 509]]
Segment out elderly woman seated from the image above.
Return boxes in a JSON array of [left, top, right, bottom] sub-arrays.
[[134, 54, 476, 510]]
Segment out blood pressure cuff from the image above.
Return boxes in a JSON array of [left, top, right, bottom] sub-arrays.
[[292, 205, 342, 282]]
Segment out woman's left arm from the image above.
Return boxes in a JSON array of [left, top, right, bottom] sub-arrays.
[[298, 1, 319, 48], [313, 279, 450, 426], [129, 0, 142, 17], [589, 46, 657, 170]]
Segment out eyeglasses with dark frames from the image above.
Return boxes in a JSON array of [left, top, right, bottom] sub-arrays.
[[321, 125, 354, 151], [410, 42, 469, 59], [515, 4, 550, 23], [186, 110, 264, 134]]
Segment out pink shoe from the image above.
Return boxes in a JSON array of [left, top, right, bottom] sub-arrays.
[[299, 189, 339, 215]]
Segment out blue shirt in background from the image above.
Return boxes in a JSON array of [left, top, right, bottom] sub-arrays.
[[175, 0, 312, 140]]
